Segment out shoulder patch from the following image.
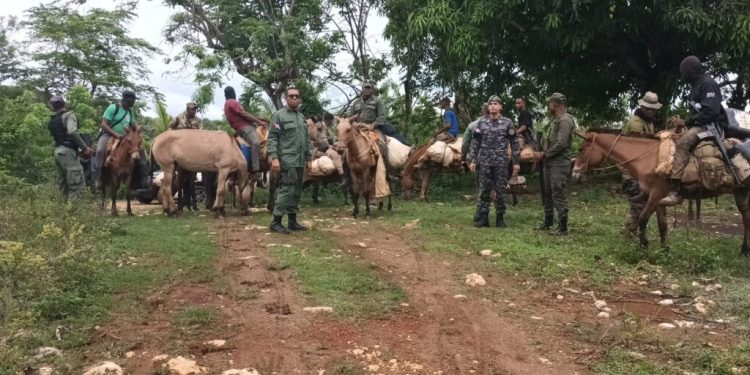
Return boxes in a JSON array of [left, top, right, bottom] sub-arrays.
[[706, 92, 716, 98], [508, 128, 516, 136], [273, 122, 282, 130]]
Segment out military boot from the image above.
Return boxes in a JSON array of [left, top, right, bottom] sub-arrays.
[[495, 212, 506, 228], [287, 213, 308, 231], [270, 215, 291, 234], [537, 215, 553, 230], [549, 216, 569, 236], [474, 213, 490, 228], [659, 180, 684, 206]]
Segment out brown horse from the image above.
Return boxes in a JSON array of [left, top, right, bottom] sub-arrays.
[[100, 127, 143, 216], [336, 117, 386, 218], [152, 129, 250, 217], [572, 129, 750, 255]]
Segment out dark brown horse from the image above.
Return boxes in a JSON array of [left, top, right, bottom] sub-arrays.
[[337, 117, 386, 218], [100, 127, 143, 216], [572, 129, 750, 255]]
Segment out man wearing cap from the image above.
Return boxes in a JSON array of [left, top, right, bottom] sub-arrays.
[[92, 90, 148, 191], [468, 96, 521, 228], [621, 92, 661, 235], [268, 87, 311, 234], [661, 56, 728, 206], [348, 80, 395, 180], [435, 97, 460, 142], [170, 102, 203, 130], [224, 86, 269, 185], [539, 92, 575, 235], [47, 95, 93, 199]]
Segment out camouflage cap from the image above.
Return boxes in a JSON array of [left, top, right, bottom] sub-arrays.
[[546, 92, 566, 104], [487, 95, 502, 104], [362, 80, 375, 88], [186, 102, 198, 109]]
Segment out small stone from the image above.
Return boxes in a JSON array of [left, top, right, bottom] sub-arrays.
[[731, 367, 747, 375], [539, 357, 551, 365], [628, 351, 646, 359], [221, 370, 261, 375], [530, 316, 544, 321], [658, 299, 674, 306], [367, 364, 380, 371], [205, 340, 226, 348], [152, 355, 169, 363], [670, 284, 680, 290], [594, 300, 607, 309], [649, 290, 663, 296], [303, 306, 334, 313], [357, 242, 367, 248], [695, 302, 708, 315], [465, 273, 486, 287], [479, 249, 493, 256], [658, 323, 676, 330], [166, 356, 206, 375], [35, 347, 62, 359], [82, 362, 124, 375], [582, 291, 596, 299], [125, 351, 135, 358], [564, 288, 581, 294], [453, 294, 468, 299], [556, 295, 564, 300], [602, 307, 612, 313], [674, 320, 696, 329], [597, 312, 610, 319], [692, 281, 700, 287], [400, 303, 409, 307], [705, 283, 723, 292]]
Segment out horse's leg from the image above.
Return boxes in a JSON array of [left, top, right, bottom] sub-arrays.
[[656, 204, 669, 250], [313, 181, 321, 204], [214, 168, 229, 218], [161, 165, 177, 216], [733, 190, 750, 256], [697, 197, 702, 222], [420, 169, 431, 202], [352, 191, 360, 218], [687, 199, 694, 221], [387, 185, 393, 212], [110, 177, 118, 217], [637, 195, 661, 250], [125, 174, 134, 217]]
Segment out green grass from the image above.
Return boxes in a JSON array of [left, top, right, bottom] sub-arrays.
[[172, 306, 218, 328]]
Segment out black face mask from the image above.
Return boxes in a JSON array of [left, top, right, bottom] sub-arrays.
[[680, 56, 704, 84]]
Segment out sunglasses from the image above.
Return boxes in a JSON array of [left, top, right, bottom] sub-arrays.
[[288, 95, 300, 99]]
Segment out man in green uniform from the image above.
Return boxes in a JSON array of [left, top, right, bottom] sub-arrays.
[[347, 80, 393, 177], [268, 87, 311, 234], [47, 96, 93, 199], [620, 91, 661, 236], [539, 93, 575, 236]]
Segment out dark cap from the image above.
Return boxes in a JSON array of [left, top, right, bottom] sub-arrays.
[[487, 95, 502, 104], [186, 102, 198, 109], [49, 95, 65, 106], [439, 96, 451, 104], [546, 92, 566, 104], [362, 80, 375, 88], [122, 89, 137, 100]]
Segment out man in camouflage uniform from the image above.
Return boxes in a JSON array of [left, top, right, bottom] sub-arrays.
[[468, 96, 521, 228], [621, 92, 661, 235], [268, 87, 311, 234], [170, 102, 203, 130], [348, 80, 393, 176], [47, 96, 93, 199], [540, 93, 575, 236]]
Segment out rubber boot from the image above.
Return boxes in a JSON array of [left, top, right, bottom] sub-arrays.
[[659, 180, 684, 206], [549, 216, 569, 236], [270, 215, 291, 234], [474, 213, 489, 228], [495, 212, 506, 228], [537, 215, 553, 230], [287, 213, 308, 231]]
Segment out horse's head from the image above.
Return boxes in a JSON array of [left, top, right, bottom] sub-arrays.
[[335, 116, 353, 144], [119, 127, 144, 163], [571, 130, 605, 182]]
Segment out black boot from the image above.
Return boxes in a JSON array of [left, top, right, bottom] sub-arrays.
[[537, 215, 553, 230], [474, 213, 489, 228], [622, 178, 640, 197], [659, 179, 684, 206], [287, 213, 307, 231], [550, 216, 569, 236], [270, 215, 291, 234], [495, 212, 506, 228]]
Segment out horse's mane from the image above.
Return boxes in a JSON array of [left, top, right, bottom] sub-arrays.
[[587, 128, 659, 140]]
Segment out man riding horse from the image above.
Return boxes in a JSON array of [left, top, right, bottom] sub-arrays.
[[347, 80, 397, 180]]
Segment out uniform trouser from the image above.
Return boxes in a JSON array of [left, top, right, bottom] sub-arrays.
[[543, 163, 570, 219], [476, 165, 508, 216], [92, 133, 148, 186], [472, 163, 480, 221], [55, 146, 86, 199], [239, 125, 261, 172], [273, 167, 304, 216], [671, 126, 706, 180], [625, 199, 645, 234]]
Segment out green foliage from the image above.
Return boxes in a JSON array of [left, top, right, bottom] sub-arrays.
[[0, 17, 19, 82], [380, 80, 440, 144], [22, 5, 158, 98], [0, 90, 54, 184], [65, 85, 99, 134], [165, 0, 339, 108]]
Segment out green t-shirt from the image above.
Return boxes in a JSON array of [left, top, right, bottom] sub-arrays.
[[103, 103, 136, 135]]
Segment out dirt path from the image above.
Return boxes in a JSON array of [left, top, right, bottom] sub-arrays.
[[91, 213, 593, 374]]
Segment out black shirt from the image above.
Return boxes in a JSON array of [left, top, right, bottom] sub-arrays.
[[518, 110, 533, 130]]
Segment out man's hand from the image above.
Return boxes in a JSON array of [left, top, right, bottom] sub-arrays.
[[81, 147, 93, 158], [512, 164, 520, 176], [271, 159, 281, 173], [469, 163, 476, 172]]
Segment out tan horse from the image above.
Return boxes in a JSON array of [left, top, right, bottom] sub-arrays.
[[151, 129, 250, 217], [401, 143, 464, 201], [571, 129, 750, 255], [336, 117, 385, 218], [101, 127, 143, 216]]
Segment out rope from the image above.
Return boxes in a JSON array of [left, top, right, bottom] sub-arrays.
[[586, 134, 670, 172]]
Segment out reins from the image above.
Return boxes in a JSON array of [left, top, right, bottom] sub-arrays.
[[580, 133, 668, 172]]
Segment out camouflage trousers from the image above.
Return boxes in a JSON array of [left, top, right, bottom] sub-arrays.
[[671, 126, 705, 180], [55, 146, 86, 199], [476, 165, 508, 216], [542, 163, 570, 219]]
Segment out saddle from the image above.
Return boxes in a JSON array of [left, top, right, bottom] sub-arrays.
[[352, 123, 381, 157]]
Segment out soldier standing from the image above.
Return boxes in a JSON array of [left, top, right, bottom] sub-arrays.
[[462, 103, 489, 224], [468, 96, 521, 228], [47, 96, 93, 199], [170, 102, 203, 211], [539, 93, 575, 236], [268, 87, 311, 234]]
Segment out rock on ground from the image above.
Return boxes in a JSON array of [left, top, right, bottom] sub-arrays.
[[465, 273, 486, 287], [34, 347, 62, 359], [479, 249, 493, 256], [82, 362, 124, 375], [204, 340, 227, 348], [597, 312, 610, 319], [303, 306, 334, 313], [167, 356, 206, 375], [152, 354, 169, 363], [594, 300, 607, 309], [221, 369, 261, 375], [658, 323, 676, 330]]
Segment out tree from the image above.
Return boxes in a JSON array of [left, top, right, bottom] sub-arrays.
[[163, 0, 340, 109], [0, 17, 19, 83], [384, 0, 750, 123], [22, 5, 159, 98], [0, 91, 54, 184]]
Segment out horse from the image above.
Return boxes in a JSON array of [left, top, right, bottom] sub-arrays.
[[151, 129, 250, 217], [303, 117, 349, 204], [100, 127, 143, 216], [571, 129, 750, 255], [336, 117, 390, 218]]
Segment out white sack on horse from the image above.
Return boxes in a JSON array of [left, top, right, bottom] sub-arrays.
[[426, 137, 462, 167], [310, 155, 337, 177], [386, 136, 411, 169]]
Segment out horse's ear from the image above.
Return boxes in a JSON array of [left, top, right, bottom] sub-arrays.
[[574, 130, 590, 140], [124, 127, 132, 134]]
